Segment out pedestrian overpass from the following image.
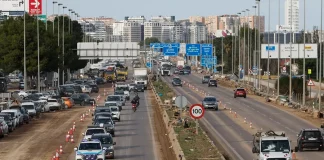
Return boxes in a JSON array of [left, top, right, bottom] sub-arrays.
[[77, 42, 140, 60]]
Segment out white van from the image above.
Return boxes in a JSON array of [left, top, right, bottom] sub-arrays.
[[1, 109, 22, 127]]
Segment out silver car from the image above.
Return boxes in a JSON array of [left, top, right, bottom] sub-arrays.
[[202, 96, 219, 111]]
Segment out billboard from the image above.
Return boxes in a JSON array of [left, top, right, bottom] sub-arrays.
[[0, 0, 29, 12], [261, 44, 318, 59], [29, 0, 42, 15]]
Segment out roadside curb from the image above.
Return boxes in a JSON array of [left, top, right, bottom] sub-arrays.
[[150, 82, 186, 160]]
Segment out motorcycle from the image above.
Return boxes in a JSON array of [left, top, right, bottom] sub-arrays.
[[132, 103, 137, 112]]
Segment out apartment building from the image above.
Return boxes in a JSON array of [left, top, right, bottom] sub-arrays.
[[189, 22, 207, 43], [144, 21, 162, 41]]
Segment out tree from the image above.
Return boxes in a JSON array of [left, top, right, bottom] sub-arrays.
[[138, 37, 160, 47]]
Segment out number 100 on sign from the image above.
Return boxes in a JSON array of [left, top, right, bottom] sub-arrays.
[[189, 104, 205, 119]]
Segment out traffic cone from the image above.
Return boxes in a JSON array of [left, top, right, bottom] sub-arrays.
[[92, 106, 95, 111], [55, 149, 59, 159], [82, 114, 85, 119], [80, 116, 83, 122], [88, 109, 91, 113], [234, 112, 237, 118], [73, 124, 76, 131], [70, 135, 74, 143], [52, 155, 56, 160], [73, 122, 76, 125], [59, 145, 63, 154], [244, 118, 247, 123], [65, 132, 70, 142], [69, 128, 73, 135], [92, 101, 95, 106], [85, 111, 89, 116], [250, 122, 253, 129], [292, 150, 297, 159], [229, 108, 232, 114]]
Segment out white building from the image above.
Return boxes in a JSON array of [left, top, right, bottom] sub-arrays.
[[144, 22, 162, 41], [127, 16, 146, 24], [123, 21, 141, 42], [151, 16, 175, 22], [112, 21, 125, 36], [161, 22, 183, 42], [285, 0, 299, 32], [189, 22, 207, 43]]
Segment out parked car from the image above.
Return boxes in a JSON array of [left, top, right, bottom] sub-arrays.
[[18, 82, 24, 90], [91, 133, 116, 159], [59, 85, 75, 97], [72, 85, 83, 93], [0, 119, 9, 137], [1, 109, 23, 127], [81, 85, 92, 94], [9, 105, 29, 124], [21, 102, 37, 118], [202, 96, 219, 110], [95, 77, 106, 84], [45, 98, 62, 111], [0, 113, 15, 132], [12, 90, 28, 99], [71, 93, 96, 106], [234, 88, 247, 98], [89, 84, 99, 93]]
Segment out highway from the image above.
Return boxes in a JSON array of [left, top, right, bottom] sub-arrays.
[[67, 63, 158, 160], [159, 67, 324, 160]]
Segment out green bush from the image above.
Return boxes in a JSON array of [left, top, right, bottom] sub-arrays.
[[275, 76, 308, 95]]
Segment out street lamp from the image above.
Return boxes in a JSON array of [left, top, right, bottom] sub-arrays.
[[302, 0, 306, 106], [277, 0, 281, 97], [19, 0, 27, 91], [289, 0, 292, 102], [62, 6, 66, 85], [52, 1, 57, 33], [45, 0, 47, 30], [57, 3, 62, 86], [68, 9, 72, 34], [267, 0, 270, 96], [256, 0, 261, 90], [242, 10, 246, 83], [37, 1, 40, 92], [237, 12, 241, 75], [246, 9, 250, 83], [253, 5, 257, 88], [71, 11, 75, 33], [319, 0, 323, 110]]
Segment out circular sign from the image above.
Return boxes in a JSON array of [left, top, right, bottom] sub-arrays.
[[189, 104, 205, 119]]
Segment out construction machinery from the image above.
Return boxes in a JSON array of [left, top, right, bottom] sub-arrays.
[[104, 67, 116, 83], [116, 67, 128, 80], [252, 130, 293, 159]]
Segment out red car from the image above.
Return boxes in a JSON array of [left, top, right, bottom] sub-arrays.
[[234, 88, 246, 98]]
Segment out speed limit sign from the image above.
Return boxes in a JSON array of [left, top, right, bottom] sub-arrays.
[[189, 104, 205, 119]]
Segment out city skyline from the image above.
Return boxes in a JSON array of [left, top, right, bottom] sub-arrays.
[[40, 0, 318, 31]]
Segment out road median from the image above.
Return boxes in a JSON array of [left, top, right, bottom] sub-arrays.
[[151, 80, 226, 160]]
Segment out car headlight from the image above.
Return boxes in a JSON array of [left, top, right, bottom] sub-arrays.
[[108, 146, 114, 149]]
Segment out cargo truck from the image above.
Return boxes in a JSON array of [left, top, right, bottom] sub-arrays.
[[133, 68, 148, 89]]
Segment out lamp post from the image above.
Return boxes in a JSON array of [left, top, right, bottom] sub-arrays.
[[277, 0, 281, 97], [267, 0, 270, 96], [19, 0, 27, 91], [253, 5, 257, 87], [52, 1, 57, 33], [289, 0, 292, 102], [242, 10, 246, 83], [37, 1, 40, 92], [237, 12, 241, 75], [302, 0, 306, 106], [62, 6, 66, 85], [68, 9, 72, 34], [57, 3, 62, 86], [319, 0, 323, 110], [256, 0, 261, 90], [247, 9, 250, 83]]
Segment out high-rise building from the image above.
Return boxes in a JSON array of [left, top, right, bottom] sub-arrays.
[[123, 21, 141, 42], [126, 16, 146, 24], [205, 16, 220, 34], [151, 16, 175, 22], [144, 22, 162, 41], [285, 0, 299, 32], [161, 22, 183, 42], [112, 21, 125, 36], [189, 16, 205, 24], [189, 22, 207, 43]]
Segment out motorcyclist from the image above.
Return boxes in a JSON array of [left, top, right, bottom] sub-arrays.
[[131, 94, 140, 107]]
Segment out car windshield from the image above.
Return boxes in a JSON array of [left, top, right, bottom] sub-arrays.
[[3, 112, 14, 117], [105, 103, 117, 107], [86, 129, 105, 135], [304, 131, 321, 138], [92, 136, 113, 144], [110, 107, 118, 112], [114, 91, 124, 95], [237, 89, 245, 91], [173, 78, 181, 82], [96, 109, 111, 113], [116, 87, 128, 91], [65, 87, 74, 91], [261, 140, 290, 152], [0, 115, 9, 121], [79, 143, 101, 150], [95, 118, 112, 124], [48, 100, 57, 102], [107, 96, 120, 101], [204, 76, 210, 79], [204, 97, 216, 101], [23, 105, 34, 109], [129, 84, 136, 86], [136, 85, 144, 88], [210, 80, 216, 82]]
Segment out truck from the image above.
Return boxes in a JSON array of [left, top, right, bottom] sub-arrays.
[[104, 67, 116, 83], [116, 68, 128, 80], [177, 60, 185, 67], [160, 63, 171, 76], [252, 130, 293, 159], [133, 68, 148, 89]]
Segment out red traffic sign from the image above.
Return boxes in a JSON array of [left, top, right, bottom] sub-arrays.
[[29, 0, 43, 15], [189, 104, 205, 119], [307, 79, 315, 86]]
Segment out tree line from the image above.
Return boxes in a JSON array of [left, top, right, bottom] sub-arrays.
[[0, 14, 87, 78]]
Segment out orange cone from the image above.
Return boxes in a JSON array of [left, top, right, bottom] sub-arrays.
[[80, 116, 83, 122], [292, 151, 297, 159], [86, 111, 89, 116], [55, 149, 59, 159], [70, 135, 74, 143], [69, 128, 73, 135], [73, 122, 76, 125], [82, 114, 85, 120], [250, 122, 253, 129], [73, 124, 76, 132], [59, 145, 63, 154], [234, 112, 237, 118], [65, 132, 70, 142], [52, 155, 56, 160]]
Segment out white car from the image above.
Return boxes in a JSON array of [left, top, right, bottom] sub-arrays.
[[35, 93, 51, 100], [13, 90, 28, 99], [109, 106, 120, 121], [82, 127, 108, 140], [34, 100, 48, 112], [21, 102, 37, 118], [1, 109, 20, 127], [74, 139, 106, 160], [81, 85, 92, 94], [128, 83, 136, 91], [45, 98, 61, 111]]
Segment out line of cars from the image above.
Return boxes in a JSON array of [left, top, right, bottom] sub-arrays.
[[0, 78, 101, 139], [74, 83, 136, 160]]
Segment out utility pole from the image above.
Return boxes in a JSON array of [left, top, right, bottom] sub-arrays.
[[253, 5, 257, 88], [267, 0, 271, 96], [277, 0, 281, 97], [256, 0, 261, 90], [63, 6, 66, 85], [302, 0, 306, 106], [289, 0, 293, 102]]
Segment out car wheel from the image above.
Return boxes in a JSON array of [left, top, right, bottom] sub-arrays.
[[0, 134, 4, 138], [234, 96, 236, 98], [298, 145, 303, 152], [216, 85, 218, 87], [215, 108, 218, 111], [118, 118, 120, 122], [80, 101, 85, 106], [244, 96, 247, 98]]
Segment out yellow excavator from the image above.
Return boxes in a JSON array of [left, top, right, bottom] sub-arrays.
[[104, 67, 116, 82], [116, 67, 128, 80]]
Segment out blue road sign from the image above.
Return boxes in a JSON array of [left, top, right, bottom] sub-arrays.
[[186, 44, 201, 56], [146, 62, 152, 67], [201, 56, 217, 67], [265, 46, 276, 51], [163, 45, 179, 56], [201, 44, 213, 56], [150, 43, 180, 48]]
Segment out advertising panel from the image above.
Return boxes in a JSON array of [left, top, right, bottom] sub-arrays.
[[0, 0, 29, 12], [29, 0, 42, 15]]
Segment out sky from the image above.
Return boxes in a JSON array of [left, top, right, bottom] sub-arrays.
[[41, 0, 320, 31]]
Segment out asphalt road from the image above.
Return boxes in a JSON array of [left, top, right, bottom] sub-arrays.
[[159, 69, 324, 160], [68, 63, 157, 160]]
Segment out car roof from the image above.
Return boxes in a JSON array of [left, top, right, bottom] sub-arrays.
[[105, 101, 117, 103], [2, 109, 18, 112], [204, 96, 216, 98], [261, 137, 289, 140], [92, 133, 112, 137], [21, 102, 35, 105], [48, 98, 57, 101], [302, 128, 321, 131]]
